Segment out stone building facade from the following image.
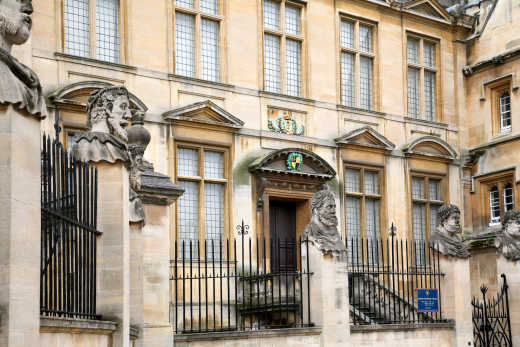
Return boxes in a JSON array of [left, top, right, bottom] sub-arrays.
[[1, 0, 519, 346]]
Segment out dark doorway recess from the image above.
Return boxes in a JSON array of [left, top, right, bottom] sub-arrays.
[[269, 200, 297, 273]]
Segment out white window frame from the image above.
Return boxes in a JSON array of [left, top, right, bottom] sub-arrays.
[[499, 91, 512, 133]]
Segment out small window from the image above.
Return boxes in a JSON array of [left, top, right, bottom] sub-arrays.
[[499, 92, 511, 132], [483, 178, 515, 226]]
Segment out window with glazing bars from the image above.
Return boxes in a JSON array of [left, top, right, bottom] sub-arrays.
[[340, 18, 375, 110], [263, 0, 304, 97], [411, 175, 443, 266], [64, 0, 120, 63], [176, 146, 227, 259], [499, 92, 511, 132], [174, 0, 221, 82], [345, 166, 381, 265], [407, 36, 438, 121], [486, 179, 514, 225]]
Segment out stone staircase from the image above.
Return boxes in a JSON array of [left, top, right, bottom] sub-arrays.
[[348, 273, 435, 325]]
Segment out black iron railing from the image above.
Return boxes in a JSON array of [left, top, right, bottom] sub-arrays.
[[41, 134, 100, 320], [472, 274, 512, 347], [170, 237, 313, 333], [347, 236, 445, 325]]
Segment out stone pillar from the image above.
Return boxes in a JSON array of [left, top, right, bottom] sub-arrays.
[[139, 203, 173, 346], [496, 256, 520, 347], [95, 162, 131, 347], [301, 242, 350, 347], [0, 105, 42, 347], [438, 254, 473, 347]]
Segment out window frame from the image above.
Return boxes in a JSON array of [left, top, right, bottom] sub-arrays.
[[344, 164, 383, 239], [62, 0, 125, 63], [480, 174, 515, 226], [174, 141, 230, 259], [406, 33, 440, 121], [409, 172, 445, 265], [173, 0, 225, 81], [491, 83, 513, 135], [339, 15, 377, 111], [261, 0, 306, 97]]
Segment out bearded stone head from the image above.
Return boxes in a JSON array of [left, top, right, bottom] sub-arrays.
[[0, 0, 33, 49], [502, 210, 520, 240], [311, 190, 338, 228], [438, 204, 461, 236], [86, 87, 132, 143]]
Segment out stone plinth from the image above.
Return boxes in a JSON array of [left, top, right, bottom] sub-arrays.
[[301, 241, 350, 347], [438, 254, 472, 347], [496, 256, 520, 347], [95, 162, 130, 347], [137, 204, 173, 346], [0, 105, 42, 347]]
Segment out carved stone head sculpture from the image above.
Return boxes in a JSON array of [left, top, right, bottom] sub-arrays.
[[495, 210, 520, 261], [86, 86, 132, 143], [73, 86, 132, 163], [429, 204, 470, 258], [302, 190, 346, 254], [0, 0, 46, 117]]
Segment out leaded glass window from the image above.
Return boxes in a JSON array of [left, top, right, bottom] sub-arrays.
[[174, 0, 222, 81], [175, 12, 196, 77], [407, 36, 438, 120], [263, 1, 304, 97], [64, 0, 120, 63], [340, 18, 375, 110], [177, 146, 228, 259], [264, 34, 281, 93], [411, 175, 444, 266], [345, 166, 382, 265]]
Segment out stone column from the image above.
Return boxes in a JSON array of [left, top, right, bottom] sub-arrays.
[[496, 256, 519, 347], [438, 254, 473, 347], [95, 161, 131, 347], [301, 243, 350, 347], [0, 105, 42, 347]]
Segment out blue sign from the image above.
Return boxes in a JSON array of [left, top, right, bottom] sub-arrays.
[[417, 289, 439, 313]]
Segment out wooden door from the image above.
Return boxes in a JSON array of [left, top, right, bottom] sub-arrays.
[[269, 201, 297, 272]]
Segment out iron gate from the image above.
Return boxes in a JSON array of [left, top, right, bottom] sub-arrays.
[[472, 274, 512, 347], [41, 132, 100, 319]]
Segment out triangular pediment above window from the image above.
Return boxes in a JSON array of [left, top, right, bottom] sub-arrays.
[[162, 100, 244, 129], [402, 136, 457, 160], [335, 126, 395, 151], [404, 0, 451, 21]]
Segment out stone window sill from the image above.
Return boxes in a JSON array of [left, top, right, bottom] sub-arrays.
[[40, 316, 117, 335]]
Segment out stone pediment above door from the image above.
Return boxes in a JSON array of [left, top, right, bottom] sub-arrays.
[[162, 100, 244, 130], [249, 148, 336, 181], [335, 126, 395, 152]]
